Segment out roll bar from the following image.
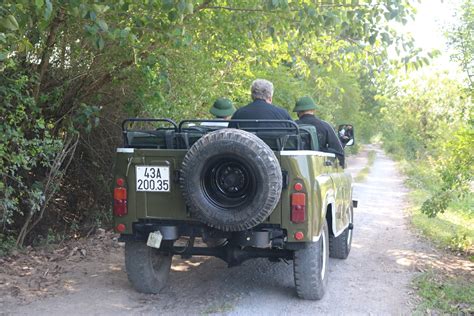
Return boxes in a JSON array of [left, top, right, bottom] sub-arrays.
[[178, 119, 300, 134], [121, 118, 178, 132]]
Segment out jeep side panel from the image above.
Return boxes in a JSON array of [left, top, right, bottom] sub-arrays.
[[279, 150, 351, 242]]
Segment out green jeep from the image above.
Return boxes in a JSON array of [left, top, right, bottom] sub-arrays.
[[113, 118, 356, 300]]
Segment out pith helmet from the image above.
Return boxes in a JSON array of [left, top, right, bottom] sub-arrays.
[[210, 98, 235, 117], [293, 96, 318, 112]]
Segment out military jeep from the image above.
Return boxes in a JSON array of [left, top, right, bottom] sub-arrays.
[[113, 118, 355, 300]]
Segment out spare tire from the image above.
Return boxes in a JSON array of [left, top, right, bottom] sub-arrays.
[[180, 129, 282, 231]]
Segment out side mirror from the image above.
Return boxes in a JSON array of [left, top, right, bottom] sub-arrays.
[[338, 124, 355, 148]]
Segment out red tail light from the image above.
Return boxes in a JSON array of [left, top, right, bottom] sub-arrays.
[[291, 192, 306, 223], [114, 178, 127, 217]]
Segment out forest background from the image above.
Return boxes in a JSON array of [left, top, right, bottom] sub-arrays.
[[0, 0, 472, 261]]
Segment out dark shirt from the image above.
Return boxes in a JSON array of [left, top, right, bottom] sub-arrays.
[[228, 99, 292, 129], [296, 114, 345, 167]]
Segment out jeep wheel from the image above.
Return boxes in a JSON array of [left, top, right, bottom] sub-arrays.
[[125, 241, 172, 294], [180, 129, 282, 231], [329, 206, 353, 259], [293, 219, 329, 300]]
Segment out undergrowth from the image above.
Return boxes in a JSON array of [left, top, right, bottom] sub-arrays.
[[413, 271, 474, 314], [393, 157, 473, 314], [401, 160, 473, 254]]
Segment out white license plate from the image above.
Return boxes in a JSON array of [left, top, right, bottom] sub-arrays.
[[136, 166, 170, 192]]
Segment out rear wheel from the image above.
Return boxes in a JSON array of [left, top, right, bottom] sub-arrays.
[[329, 206, 353, 259], [293, 219, 329, 300], [125, 241, 172, 294]]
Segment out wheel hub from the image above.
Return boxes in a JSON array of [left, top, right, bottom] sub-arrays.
[[218, 166, 246, 194], [202, 157, 256, 209]]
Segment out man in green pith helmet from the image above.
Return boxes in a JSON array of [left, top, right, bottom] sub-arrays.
[[210, 98, 235, 120], [202, 98, 236, 127], [294, 96, 345, 167]]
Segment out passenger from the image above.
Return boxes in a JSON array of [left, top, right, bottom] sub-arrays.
[[201, 98, 236, 127], [228, 79, 292, 129], [339, 124, 354, 147], [293, 96, 345, 167]]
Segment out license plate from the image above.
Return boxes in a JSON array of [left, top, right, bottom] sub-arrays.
[[136, 166, 170, 192]]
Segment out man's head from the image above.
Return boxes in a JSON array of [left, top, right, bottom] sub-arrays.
[[293, 96, 318, 118], [251, 79, 274, 103], [210, 98, 235, 120]]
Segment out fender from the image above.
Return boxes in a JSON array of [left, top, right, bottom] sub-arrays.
[[322, 184, 349, 238], [313, 175, 335, 240]]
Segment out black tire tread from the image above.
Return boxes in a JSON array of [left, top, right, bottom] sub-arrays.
[[180, 129, 282, 231], [125, 241, 172, 294], [293, 220, 329, 300], [329, 207, 353, 259]]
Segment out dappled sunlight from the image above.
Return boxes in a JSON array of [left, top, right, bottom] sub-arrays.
[[108, 264, 122, 272], [387, 248, 474, 277], [396, 257, 415, 267], [171, 256, 210, 272], [109, 303, 134, 310], [351, 242, 363, 249], [63, 279, 78, 292]]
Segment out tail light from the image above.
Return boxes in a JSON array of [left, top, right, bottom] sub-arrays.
[[114, 178, 127, 217], [291, 192, 306, 223]]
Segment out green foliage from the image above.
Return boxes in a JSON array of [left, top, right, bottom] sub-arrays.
[[379, 72, 472, 201], [448, 0, 474, 91], [411, 194, 473, 253], [0, 64, 62, 230], [419, 126, 473, 217], [0, 233, 17, 257], [413, 271, 474, 314], [0, 0, 420, 246]]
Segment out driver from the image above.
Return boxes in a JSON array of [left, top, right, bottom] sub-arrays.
[[293, 96, 345, 167]]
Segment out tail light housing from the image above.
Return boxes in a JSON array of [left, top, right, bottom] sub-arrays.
[[291, 192, 306, 223], [114, 178, 127, 217]]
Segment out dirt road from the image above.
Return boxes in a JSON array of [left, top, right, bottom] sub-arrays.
[[2, 146, 431, 315]]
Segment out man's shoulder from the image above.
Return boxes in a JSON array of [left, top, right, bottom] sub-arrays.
[[315, 117, 334, 129], [231, 105, 250, 117], [270, 103, 291, 117]]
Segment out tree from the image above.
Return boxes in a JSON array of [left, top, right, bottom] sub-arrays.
[[448, 0, 474, 90], [0, 0, 418, 245]]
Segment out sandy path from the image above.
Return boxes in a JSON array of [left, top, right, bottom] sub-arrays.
[[3, 146, 429, 315]]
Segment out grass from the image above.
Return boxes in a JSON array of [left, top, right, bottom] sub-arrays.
[[203, 302, 235, 315], [409, 192, 473, 255], [413, 271, 474, 314], [380, 152, 474, 313], [397, 160, 474, 313], [354, 150, 376, 182]]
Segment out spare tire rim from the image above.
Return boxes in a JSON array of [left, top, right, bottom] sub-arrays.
[[202, 156, 257, 209]]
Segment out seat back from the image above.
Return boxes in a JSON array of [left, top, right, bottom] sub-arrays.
[[126, 129, 176, 149], [297, 124, 319, 150]]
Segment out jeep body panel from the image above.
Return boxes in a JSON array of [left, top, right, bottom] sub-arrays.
[[114, 148, 352, 242]]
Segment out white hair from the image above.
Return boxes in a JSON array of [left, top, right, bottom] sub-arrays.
[[251, 79, 274, 101]]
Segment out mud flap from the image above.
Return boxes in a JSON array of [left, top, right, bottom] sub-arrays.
[[147, 231, 163, 249]]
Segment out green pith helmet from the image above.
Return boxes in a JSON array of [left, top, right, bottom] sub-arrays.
[[210, 98, 235, 117], [293, 96, 318, 112]]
